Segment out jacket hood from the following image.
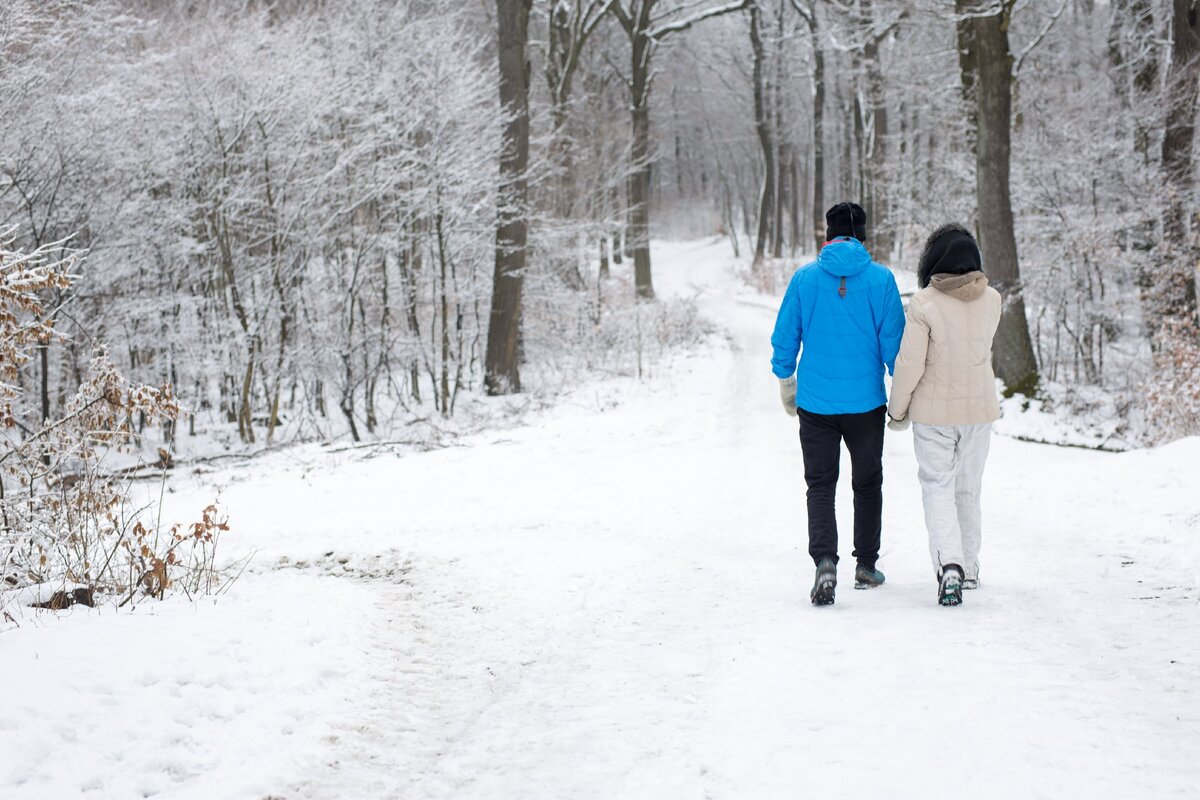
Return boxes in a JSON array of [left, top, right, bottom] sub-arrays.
[[817, 237, 873, 278], [918, 223, 981, 288], [930, 270, 988, 301]]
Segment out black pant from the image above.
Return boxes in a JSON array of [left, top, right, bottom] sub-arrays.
[[797, 405, 886, 568]]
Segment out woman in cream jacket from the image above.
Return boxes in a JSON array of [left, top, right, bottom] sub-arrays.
[[887, 224, 1001, 606]]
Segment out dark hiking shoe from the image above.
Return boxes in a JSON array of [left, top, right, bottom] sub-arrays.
[[854, 564, 885, 589], [939, 565, 964, 606], [811, 557, 837, 606]]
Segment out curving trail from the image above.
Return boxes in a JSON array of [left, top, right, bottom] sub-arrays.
[[3, 240, 1197, 799], [286, 240, 1200, 799]]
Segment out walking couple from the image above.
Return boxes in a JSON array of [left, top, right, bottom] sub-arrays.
[[770, 202, 1002, 607]]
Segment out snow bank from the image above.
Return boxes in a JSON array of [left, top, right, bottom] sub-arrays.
[[1, 573, 374, 799]]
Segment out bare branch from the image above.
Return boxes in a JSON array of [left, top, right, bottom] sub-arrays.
[[1013, 0, 1073, 76], [582, 0, 616, 33], [609, 0, 634, 30], [648, 0, 749, 41], [787, 0, 814, 26]]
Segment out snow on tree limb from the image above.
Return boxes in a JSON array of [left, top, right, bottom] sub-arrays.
[[648, 0, 749, 41], [1013, 0, 1074, 76]]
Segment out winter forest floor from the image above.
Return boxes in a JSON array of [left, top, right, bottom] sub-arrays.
[[3, 240, 1199, 799]]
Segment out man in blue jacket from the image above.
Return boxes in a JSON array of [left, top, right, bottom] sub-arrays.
[[770, 202, 905, 606]]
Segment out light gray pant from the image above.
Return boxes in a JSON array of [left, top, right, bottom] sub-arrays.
[[912, 423, 993, 579]]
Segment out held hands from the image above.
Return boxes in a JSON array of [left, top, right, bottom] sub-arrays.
[[887, 413, 910, 432], [779, 376, 798, 417]]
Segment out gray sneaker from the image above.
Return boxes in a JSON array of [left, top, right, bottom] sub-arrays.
[[962, 576, 979, 590], [810, 556, 837, 606], [854, 564, 886, 589]]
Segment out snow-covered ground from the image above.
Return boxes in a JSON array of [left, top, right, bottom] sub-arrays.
[[3, 239, 1198, 799]]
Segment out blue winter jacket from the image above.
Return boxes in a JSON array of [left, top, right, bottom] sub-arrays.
[[770, 238, 905, 415]]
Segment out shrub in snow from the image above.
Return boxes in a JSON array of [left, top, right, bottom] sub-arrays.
[[521, 270, 714, 385], [1143, 318, 1200, 444], [0, 239, 229, 610]]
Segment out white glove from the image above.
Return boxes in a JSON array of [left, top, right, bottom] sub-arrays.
[[779, 376, 798, 417], [887, 413, 910, 432]]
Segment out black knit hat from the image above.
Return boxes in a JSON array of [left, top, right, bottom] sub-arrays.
[[918, 223, 982, 288], [825, 202, 867, 242]]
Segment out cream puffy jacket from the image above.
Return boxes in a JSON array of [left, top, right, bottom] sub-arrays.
[[888, 272, 1002, 426]]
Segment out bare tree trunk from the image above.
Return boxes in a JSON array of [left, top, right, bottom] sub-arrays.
[[239, 347, 256, 444], [267, 289, 290, 443], [862, 0, 892, 258], [210, 208, 257, 442], [1148, 0, 1200, 338], [359, 297, 377, 433], [749, 0, 775, 270], [956, 2, 978, 157], [629, 99, 655, 298], [400, 235, 423, 406], [792, 0, 825, 253], [437, 213, 451, 417], [38, 344, 49, 424], [609, 1, 659, 299], [775, 142, 791, 258], [852, 66, 866, 206], [611, 181, 624, 266], [960, 0, 1040, 396], [485, 0, 533, 394], [791, 148, 803, 255], [810, 20, 825, 253], [771, 1, 787, 259], [338, 367, 360, 443]]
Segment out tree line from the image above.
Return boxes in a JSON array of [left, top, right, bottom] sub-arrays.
[[485, 0, 1200, 441], [0, 0, 1196, 445]]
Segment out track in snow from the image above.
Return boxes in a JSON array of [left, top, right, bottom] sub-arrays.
[[277, 240, 1199, 798], [4, 240, 1196, 800]]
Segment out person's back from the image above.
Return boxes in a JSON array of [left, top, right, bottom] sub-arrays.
[[887, 223, 1001, 606], [897, 276, 1001, 426], [773, 238, 904, 415], [770, 202, 905, 606]]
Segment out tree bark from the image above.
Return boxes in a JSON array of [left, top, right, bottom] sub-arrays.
[[793, 0, 825, 253], [627, 6, 656, 299], [790, 146, 802, 255], [749, 0, 775, 270], [485, 0, 533, 395], [1149, 0, 1200, 338], [810, 28, 825, 253], [861, 0, 892, 258], [961, 0, 1040, 395], [629, 101, 655, 298], [770, 0, 787, 259], [956, 1, 978, 157]]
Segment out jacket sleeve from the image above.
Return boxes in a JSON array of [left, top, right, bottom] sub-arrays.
[[887, 296, 929, 422], [878, 271, 905, 375], [770, 273, 803, 378]]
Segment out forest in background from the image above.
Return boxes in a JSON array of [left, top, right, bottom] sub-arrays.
[[0, 0, 1197, 452]]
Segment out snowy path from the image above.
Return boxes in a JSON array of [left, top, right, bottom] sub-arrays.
[[4, 240, 1199, 799]]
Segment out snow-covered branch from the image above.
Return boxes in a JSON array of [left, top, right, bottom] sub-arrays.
[[648, 0, 749, 41]]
